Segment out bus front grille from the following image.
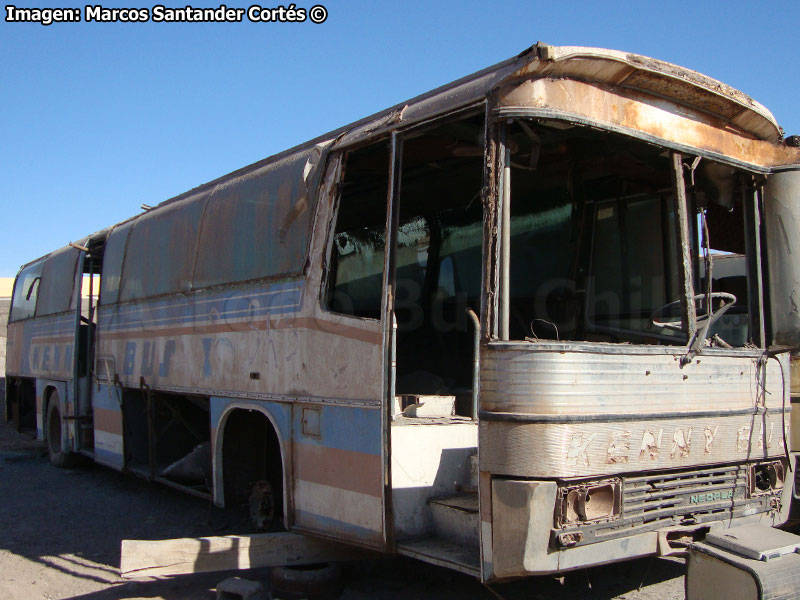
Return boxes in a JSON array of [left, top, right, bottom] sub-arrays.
[[552, 463, 782, 549], [622, 464, 750, 526]]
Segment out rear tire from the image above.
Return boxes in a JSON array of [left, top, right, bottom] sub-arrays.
[[47, 395, 75, 468]]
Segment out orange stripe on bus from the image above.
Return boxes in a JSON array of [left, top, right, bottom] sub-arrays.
[[97, 316, 381, 345], [93, 407, 123, 436], [294, 442, 383, 499]]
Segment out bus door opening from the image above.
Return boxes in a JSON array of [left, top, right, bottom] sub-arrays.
[[76, 238, 103, 450], [391, 114, 485, 415]]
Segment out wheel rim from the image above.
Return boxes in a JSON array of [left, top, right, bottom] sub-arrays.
[[48, 405, 61, 455]]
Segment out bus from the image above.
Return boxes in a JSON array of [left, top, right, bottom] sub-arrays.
[[6, 43, 800, 581]]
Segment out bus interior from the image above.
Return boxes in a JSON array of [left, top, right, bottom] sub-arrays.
[[328, 114, 756, 406]]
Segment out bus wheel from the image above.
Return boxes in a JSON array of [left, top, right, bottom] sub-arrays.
[[47, 396, 75, 468]]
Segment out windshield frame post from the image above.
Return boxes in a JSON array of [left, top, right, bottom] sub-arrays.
[[498, 124, 511, 341], [669, 151, 698, 342]]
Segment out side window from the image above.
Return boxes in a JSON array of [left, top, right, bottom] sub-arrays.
[[120, 198, 205, 301], [10, 261, 44, 321], [99, 223, 131, 305], [36, 247, 80, 316], [325, 141, 390, 318], [194, 149, 321, 289]]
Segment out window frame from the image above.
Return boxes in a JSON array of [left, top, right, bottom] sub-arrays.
[[320, 139, 393, 321], [34, 246, 81, 318], [9, 260, 45, 322]]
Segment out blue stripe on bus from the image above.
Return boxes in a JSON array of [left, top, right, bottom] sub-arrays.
[[31, 313, 75, 337], [293, 404, 382, 456], [295, 510, 382, 541], [98, 282, 303, 332], [92, 384, 121, 410]]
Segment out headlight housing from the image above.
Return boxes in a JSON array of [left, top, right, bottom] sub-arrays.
[[555, 477, 622, 527], [749, 460, 785, 496]]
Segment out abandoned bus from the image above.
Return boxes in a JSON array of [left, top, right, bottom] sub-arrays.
[[6, 43, 800, 581]]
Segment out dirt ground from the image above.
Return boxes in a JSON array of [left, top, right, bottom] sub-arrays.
[[0, 420, 686, 600]]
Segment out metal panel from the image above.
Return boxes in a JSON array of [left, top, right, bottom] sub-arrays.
[[508, 45, 781, 142], [764, 170, 800, 348], [496, 77, 800, 172], [552, 464, 785, 550], [481, 413, 788, 479], [92, 382, 124, 469], [481, 342, 783, 415], [479, 342, 789, 478], [292, 403, 384, 547], [95, 279, 383, 401], [9, 313, 77, 380]]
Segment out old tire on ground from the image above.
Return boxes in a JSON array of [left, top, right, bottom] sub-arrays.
[[270, 563, 342, 600], [47, 395, 75, 468]]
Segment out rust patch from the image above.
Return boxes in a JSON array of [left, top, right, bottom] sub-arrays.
[[498, 78, 800, 170]]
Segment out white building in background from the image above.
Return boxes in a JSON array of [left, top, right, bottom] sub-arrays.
[[0, 277, 13, 417]]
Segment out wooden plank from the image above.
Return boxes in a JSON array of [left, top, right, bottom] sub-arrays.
[[120, 531, 375, 578]]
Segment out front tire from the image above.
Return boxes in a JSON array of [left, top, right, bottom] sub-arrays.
[[47, 396, 75, 468]]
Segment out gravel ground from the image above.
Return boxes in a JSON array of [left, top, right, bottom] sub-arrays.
[[0, 421, 685, 600]]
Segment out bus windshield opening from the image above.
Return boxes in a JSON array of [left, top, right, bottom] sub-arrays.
[[503, 119, 756, 347]]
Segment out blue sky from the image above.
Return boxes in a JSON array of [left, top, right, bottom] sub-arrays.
[[1, 0, 798, 277]]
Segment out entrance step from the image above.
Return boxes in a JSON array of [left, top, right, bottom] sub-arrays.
[[397, 536, 480, 576], [429, 492, 479, 548], [395, 395, 456, 418]]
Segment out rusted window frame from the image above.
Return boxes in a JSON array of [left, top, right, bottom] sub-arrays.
[[318, 137, 392, 322], [669, 151, 698, 342], [485, 118, 705, 346]]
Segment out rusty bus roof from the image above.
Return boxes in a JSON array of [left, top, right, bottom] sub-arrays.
[[154, 42, 791, 211], [19, 43, 800, 273]]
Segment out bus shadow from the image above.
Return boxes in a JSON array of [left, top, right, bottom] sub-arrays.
[[490, 556, 686, 600]]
